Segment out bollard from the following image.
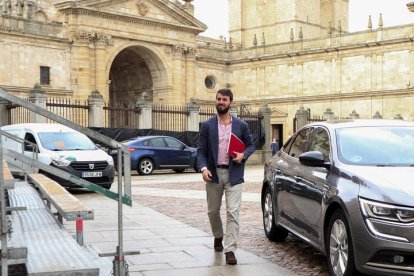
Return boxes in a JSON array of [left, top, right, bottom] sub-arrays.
[[76, 217, 84, 245]]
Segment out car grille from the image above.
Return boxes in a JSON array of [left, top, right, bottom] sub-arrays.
[[70, 161, 108, 171]]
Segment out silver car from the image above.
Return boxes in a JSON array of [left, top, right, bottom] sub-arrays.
[[262, 120, 414, 276]]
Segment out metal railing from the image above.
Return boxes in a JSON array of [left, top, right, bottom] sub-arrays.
[[0, 87, 134, 276]]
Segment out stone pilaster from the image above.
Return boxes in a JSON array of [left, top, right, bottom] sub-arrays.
[[185, 47, 197, 102], [71, 31, 92, 99], [171, 45, 185, 105], [259, 104, 272, 161], [93, 33, 113, 102], [88, 90, 104, 127], [187, 98, 199, 132], [29, 84, 47, 123]]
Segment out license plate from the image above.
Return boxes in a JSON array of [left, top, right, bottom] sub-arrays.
[[109, 149, 118, 154], [82, 172, 102, 177]]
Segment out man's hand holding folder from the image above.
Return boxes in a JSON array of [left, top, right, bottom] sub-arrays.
[[227, 133, 246, 163]]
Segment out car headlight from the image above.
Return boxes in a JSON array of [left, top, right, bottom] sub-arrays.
[[51, 156, 71, 167], [359, 198, 414, 223], [107, 155, 114, 166]]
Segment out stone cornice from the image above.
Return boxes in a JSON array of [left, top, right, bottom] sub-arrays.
[[196, 37, 413, 65], [0, 28, 70, 44], [59, 7, 203, 35], [196, 88, 414, 106], [0, 85, 73, 96]]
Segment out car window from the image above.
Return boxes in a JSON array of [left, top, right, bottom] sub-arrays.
[[24, 132, 38, 151], [164, 137, 183, 149], [149, 138, 165, 147], [309, 127, 330, 161], [337, 126, 414, 165], [288, 128, 313, 158], [38, 132, 96, 150]]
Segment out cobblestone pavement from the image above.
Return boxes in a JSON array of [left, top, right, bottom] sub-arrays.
[[132, 170, 330, 276]]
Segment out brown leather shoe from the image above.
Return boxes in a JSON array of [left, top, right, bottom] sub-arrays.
[[214, 237, 223, 252], [225, 251, 237, 265]]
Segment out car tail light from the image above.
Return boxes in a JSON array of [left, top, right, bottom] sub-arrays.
[[128, 148, 135, 152]]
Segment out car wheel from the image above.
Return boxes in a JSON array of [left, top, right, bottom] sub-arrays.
[[137, 158, 154, 175], [262, 185, 288, 241], [326, 210, 356, 276]]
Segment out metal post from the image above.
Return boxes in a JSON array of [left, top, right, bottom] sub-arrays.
[[76, 217, 84, 245], [0, 132, 8, 275], [116, 150, 124, 275]]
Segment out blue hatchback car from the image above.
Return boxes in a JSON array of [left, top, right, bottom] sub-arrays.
[[111, 136, 198, 175]]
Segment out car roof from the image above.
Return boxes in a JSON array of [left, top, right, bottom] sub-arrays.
[[304, 119, 414, 131], [1, 123, 76, 133]]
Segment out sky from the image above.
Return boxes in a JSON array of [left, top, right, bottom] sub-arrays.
[[194, 0, 414, 39]]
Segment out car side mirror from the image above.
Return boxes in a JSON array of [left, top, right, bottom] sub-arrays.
[[299, 151, 330, 169]]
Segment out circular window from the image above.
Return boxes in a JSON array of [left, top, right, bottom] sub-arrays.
[[204, 76, 216, 89]]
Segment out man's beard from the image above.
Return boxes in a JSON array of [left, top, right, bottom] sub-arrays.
[[216, 105, 230, 115]]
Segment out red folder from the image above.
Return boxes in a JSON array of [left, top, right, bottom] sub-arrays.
[[227, 133, 246, 158]]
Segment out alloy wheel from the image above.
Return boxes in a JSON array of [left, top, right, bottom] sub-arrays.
[[329, 219, 348, 276], [264, 193, 273, 233]]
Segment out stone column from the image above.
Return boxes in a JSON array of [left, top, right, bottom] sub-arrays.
[[88, 90, 104, 127], [185, 48, 197, 102], [136, 92, 152, 129], [295, 106, 308, 131], [171, 45, 185, 105], [259, 104, 272, 161], [187, 98, 199, 132], [0, 98, 10, 127], [29, 84, 47, 123]]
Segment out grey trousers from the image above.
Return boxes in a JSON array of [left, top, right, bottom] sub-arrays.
[[206, 168, 242, 253]]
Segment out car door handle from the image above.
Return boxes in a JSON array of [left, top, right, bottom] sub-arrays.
[[294, 176, 302, 182]]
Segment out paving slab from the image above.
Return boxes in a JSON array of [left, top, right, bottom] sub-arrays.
[[65, 191, 296, 276]]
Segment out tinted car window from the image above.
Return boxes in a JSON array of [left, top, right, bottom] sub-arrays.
[[309, 127, 330, 161], [149, 138, 165, 147], [288, 128, 313, 158], [165, 138, 183, 148]]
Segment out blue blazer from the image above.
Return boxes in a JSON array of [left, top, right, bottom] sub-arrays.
[[197, 115, 255, 185]]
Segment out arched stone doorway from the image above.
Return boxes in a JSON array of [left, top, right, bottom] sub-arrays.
[[108, 45, 168, 106]]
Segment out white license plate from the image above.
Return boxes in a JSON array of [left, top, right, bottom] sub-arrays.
[[82, 172, 102, 177]]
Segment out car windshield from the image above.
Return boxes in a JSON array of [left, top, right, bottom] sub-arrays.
[[38, 132, 97, 151], [336, 126, 414, 166]]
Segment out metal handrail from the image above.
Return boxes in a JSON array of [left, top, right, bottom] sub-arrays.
[[0, 87, 133, 275]]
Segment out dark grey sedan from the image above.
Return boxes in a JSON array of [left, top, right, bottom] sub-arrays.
[[262, 120, 414, 276]]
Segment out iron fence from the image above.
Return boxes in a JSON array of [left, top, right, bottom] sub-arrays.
[[46, 98, 88, 126], [152, 105, 188, 131], [103, 102, 139, 129], [7, 97, 30, 124]]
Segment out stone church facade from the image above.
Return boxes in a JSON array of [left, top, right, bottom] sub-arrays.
[[1, 0, 414, 143]]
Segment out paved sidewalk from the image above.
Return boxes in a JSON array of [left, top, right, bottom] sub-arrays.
[[65, 190, 296, 276]]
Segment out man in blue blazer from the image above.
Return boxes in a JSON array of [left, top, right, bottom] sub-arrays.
[[197, 88, 255, 265]]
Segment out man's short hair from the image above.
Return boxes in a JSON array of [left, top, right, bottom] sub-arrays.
[[216, 88, 233, 102]]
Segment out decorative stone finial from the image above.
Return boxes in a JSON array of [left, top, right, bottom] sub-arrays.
[[378, 13, 383, 30], [328, 22, 332, 35], [253, 34, 257, 46], [368, 15, 372, 30]]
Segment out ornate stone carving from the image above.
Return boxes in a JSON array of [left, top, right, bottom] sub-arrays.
[[137, 1, 149, 16], [73, 31, 114, 46]]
